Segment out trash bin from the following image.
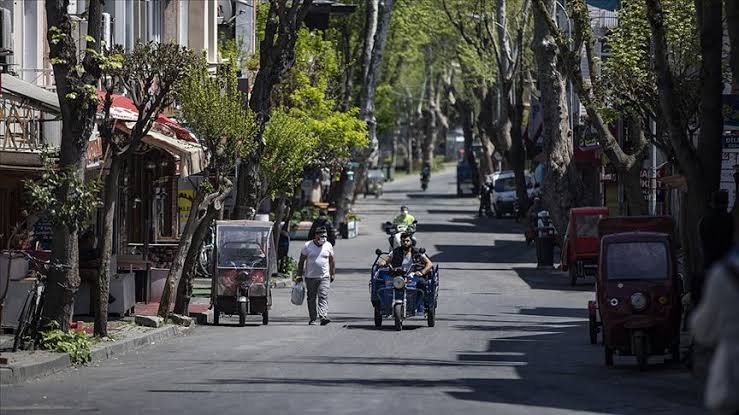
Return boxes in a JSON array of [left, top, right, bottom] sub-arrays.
[[537, 232, 555, 268]]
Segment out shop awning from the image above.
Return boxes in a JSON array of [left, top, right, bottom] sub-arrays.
[[124, 122, 206, 177], [1, 73, 60, 114], [658, 175, 688, 191]]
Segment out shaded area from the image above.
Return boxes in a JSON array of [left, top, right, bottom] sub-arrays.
[[431, 242, 532, 264], [512, 267, 594, 292]]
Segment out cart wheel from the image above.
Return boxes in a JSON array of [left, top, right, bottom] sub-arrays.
[[427, 308, 435, 327], [213, 306, 220, 326], [589, 316, 598, 345], [569, 267, 577, 286], [238, 302, 247, 327], [604, 346, 614, 367], [262, 310, 269, 325], [393, 304, 403, 331]]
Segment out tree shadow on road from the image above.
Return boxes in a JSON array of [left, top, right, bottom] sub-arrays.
[[512, 267, 595, 292], [430, 242, 533, 264]]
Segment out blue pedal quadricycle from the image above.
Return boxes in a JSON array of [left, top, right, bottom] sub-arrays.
[[370, 248, 439, 331]]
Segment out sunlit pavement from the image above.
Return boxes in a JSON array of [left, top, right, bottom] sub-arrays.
[[0, 166, 704, 415]]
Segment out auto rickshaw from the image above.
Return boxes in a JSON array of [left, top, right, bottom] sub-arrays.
[[211, 220, 275, 326], [590, 216, 682, 370], [365, 169, 385, 198], [561, 207, 609, 286]]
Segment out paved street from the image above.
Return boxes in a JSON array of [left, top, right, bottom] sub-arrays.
[[0, 167, 704, 415]]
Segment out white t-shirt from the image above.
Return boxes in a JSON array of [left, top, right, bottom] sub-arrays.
[[301, 240, 334, 279]]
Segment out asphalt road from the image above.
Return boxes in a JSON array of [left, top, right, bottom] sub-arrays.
[[0, 167, 705, 415]]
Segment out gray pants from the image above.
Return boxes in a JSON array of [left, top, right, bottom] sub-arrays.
[[305, 277, 330, 321]]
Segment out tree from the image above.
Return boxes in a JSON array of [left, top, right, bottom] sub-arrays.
[[41, 0, 105, 330], [727, 1, 739, 87], [531, 0, 582, 235], [645, 0, 723, 277], [95, 42, 194, 336], [532, 0, 650, 216], [159, 57, 257, 318], [232, 0, 315, 220]]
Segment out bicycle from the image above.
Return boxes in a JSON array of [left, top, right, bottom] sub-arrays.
[[11, 251, 50, 352]]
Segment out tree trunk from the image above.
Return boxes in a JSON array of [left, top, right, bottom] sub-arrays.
[[233, 154, 261, 219], [43, 0, 104, 331], [271, 195, 288, 253], [94, 155, 121, 337], [510, 72, 528, 210], [532, 0, 581, 236], [726, 0, 739, 89], [622, 161, 647, 215], [173, 203, 219, 316]]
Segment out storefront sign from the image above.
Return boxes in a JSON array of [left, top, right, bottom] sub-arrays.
[[177, 189, 195, 234]]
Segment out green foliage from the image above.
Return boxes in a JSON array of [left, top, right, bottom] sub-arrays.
[[23, 151, 101, 230], [40, 321, 93, 365], [177, 55, 257, 172], [602, 0, 699, 122], [290, 206, 320, 230], [279, 256, 298, 278], [261, 109, 318, 199]]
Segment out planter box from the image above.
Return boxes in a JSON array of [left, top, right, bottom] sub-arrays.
[[340, 219, 359, 239], [288, 221, 313, 240]]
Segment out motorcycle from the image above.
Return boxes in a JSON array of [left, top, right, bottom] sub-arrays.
[[370, 248, 439, 331], [384, 221, 417, 249]]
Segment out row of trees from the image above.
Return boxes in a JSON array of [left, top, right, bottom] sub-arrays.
[[33, 0, 371, 334]]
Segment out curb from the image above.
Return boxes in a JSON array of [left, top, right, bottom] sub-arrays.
[[0, 324, 194, 385]]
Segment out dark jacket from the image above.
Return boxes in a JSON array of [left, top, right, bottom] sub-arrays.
[[699, 210, 734, 271], [390, 246, 420, 268], [308, 217, 336, 245]]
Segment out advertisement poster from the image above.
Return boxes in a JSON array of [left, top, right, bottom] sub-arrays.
[[178, 189, 195, 234], [721, 131, 739, 211]]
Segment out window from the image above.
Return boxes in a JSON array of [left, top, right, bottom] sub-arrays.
[[605, 242, 668, 280]]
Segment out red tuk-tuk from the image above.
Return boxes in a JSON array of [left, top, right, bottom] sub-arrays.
[[590, 216, 682, 370], [561, 207, 609, 286]]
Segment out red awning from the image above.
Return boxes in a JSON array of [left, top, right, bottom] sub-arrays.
[[97, 92, 197, 143]]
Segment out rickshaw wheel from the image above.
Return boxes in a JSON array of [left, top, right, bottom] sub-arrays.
[[634, 337, 648, 371], [213, 306, 220, 326], [588, 315, 598, 345], [427, 308, 435, 327], [374, 307, 383, 327], [393, 304, 403, 331], [262, 310, 269, 325], [238, 302, 247, 327], [604, 346, 614, 367]]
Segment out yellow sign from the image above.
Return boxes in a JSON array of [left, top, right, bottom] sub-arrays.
[[178, 189, 196, 234]]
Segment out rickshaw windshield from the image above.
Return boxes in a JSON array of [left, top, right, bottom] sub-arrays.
[[217, 228, 269, 268], [605, 242, 668, 280], [494, 177, 516, 192], [576, 215, 603, 238]]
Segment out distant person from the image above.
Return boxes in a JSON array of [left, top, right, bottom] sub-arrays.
[[698, 190, 734, 301], [393, 205, 416, 226], [308, 209, 336, 246], [478, 181, 492, 217], [296, 227, 336, 326], [690, 248, 739, 415]]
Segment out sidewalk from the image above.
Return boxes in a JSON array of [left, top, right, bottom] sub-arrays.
[[0, 320, 194, 384]]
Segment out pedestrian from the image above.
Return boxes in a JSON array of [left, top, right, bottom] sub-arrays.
[[296, 227, 336, 325], [690, 248, 739, 415], [308, 209, 336, 246], [697, 190, 734, 302], [478, 181, 492, 217]]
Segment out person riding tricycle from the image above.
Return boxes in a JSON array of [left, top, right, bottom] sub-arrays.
[[370, 233, 439, 331], [561, 207, 609, 286], [211, 220, 276, 326], [589, 216, 683, 370]]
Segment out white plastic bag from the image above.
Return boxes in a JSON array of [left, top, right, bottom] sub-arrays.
[[291, 281, 305, 306]]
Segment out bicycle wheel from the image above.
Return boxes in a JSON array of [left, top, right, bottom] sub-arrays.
[[13, 289, 38, 352]]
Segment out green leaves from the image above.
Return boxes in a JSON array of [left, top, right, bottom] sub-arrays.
[[177, 55, 257, 172], [40, 321, 93, 365], [23, 151, 101, 230]]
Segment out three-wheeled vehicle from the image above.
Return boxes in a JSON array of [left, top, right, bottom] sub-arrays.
[[370, 248, 439, 331], [590, 216, 682, 370], [561, 207, 610, 286], [365, 169, 385, 198], [211, 220, 275, 326]]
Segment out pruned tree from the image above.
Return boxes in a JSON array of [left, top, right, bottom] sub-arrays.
[[233, 0, 315, 220], [41, 0, 106, 330], [645, 0, 723, 277], [531, 0, 582, 235], [160, 57, 257, 318], [95, 42, 194, 337]]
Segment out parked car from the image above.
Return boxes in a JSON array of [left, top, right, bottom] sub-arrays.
[[490, 170, 535, 218]]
